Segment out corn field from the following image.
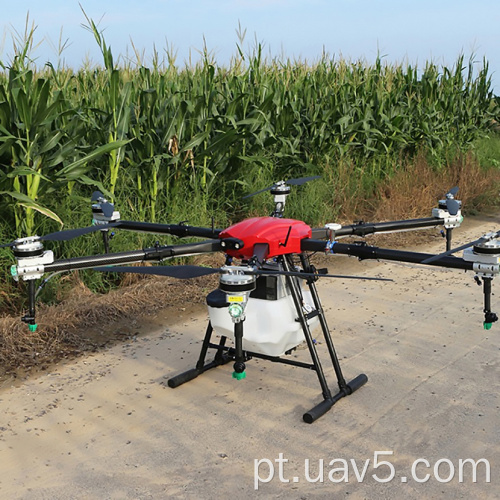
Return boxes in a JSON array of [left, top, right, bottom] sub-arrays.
[[0, 22, 498, 241]]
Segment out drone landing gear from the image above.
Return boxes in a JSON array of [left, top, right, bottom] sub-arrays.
[[167, 324, 231, 387], [283, 254, 367, 423], [168, 254, 367, 423]]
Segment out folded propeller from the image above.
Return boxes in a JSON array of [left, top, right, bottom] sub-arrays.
[[242, 176, 321, 199], [93, 263, 392, 282]]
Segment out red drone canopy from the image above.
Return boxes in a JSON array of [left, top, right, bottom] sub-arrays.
[[219, 216, 312, 259]]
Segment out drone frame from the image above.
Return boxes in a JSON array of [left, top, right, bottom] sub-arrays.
[[5, 179, 500, 422]]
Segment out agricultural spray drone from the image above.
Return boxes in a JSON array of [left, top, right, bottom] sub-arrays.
[[2, 177, 499, 423]]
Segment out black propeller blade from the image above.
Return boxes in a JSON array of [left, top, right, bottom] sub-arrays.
[[286, 176, 321, 186], [421, 230, 500, 265], [94, 264, 392, 282], [446, 199, 460, 216], [243, 176, 321, 199], [0, 223, 119, 249], [254, 269, 392, 282], [100, 202, 115, 218], [444, 186, 460, 216], [91, 190, 115, 217], [91, 190, 104, 202], [41, 223, 119, 242], [94, 265, 220, 280], [0, 241, 15, 249]]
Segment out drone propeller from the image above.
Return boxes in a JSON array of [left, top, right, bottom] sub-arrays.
[[42, 224, 119, 241], [91, 191, 115, 218], [421, 230, 500, 265], [242, 176, 321, 199], [102, 203, 115, 218], [0, 223, 119, 249], [91, 190, 104, 202], [95, 264, 219, 279], [94, 264, 392, 282], [286, 176, 322, 186], [443, 186, 460, 216]]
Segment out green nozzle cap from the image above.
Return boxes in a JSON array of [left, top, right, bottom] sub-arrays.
[[484, 322, 492, 330], [232, 371, 246, 380], [10, 265, 17, 277], [28, 323, 38, 332]]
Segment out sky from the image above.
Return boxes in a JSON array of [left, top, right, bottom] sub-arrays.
[[1, 0, 500, 92]]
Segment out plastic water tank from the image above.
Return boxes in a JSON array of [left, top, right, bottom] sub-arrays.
[[207, 289, 320, 356]]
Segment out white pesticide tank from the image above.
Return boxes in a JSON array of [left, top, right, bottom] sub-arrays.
[[207, 271, 320, 357]]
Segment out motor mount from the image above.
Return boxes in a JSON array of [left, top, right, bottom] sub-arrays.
[[463, 232, 500, 275], [432, 205, 463, 230], [270, 181, 292, 217], [11, 237, 54, 282], [462, 233, 500, 329]]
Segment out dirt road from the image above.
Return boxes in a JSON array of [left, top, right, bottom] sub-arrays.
[[1, 213, 499, 499]]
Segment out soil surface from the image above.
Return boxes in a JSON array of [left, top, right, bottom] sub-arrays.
[[0, 213, 499, 499]]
